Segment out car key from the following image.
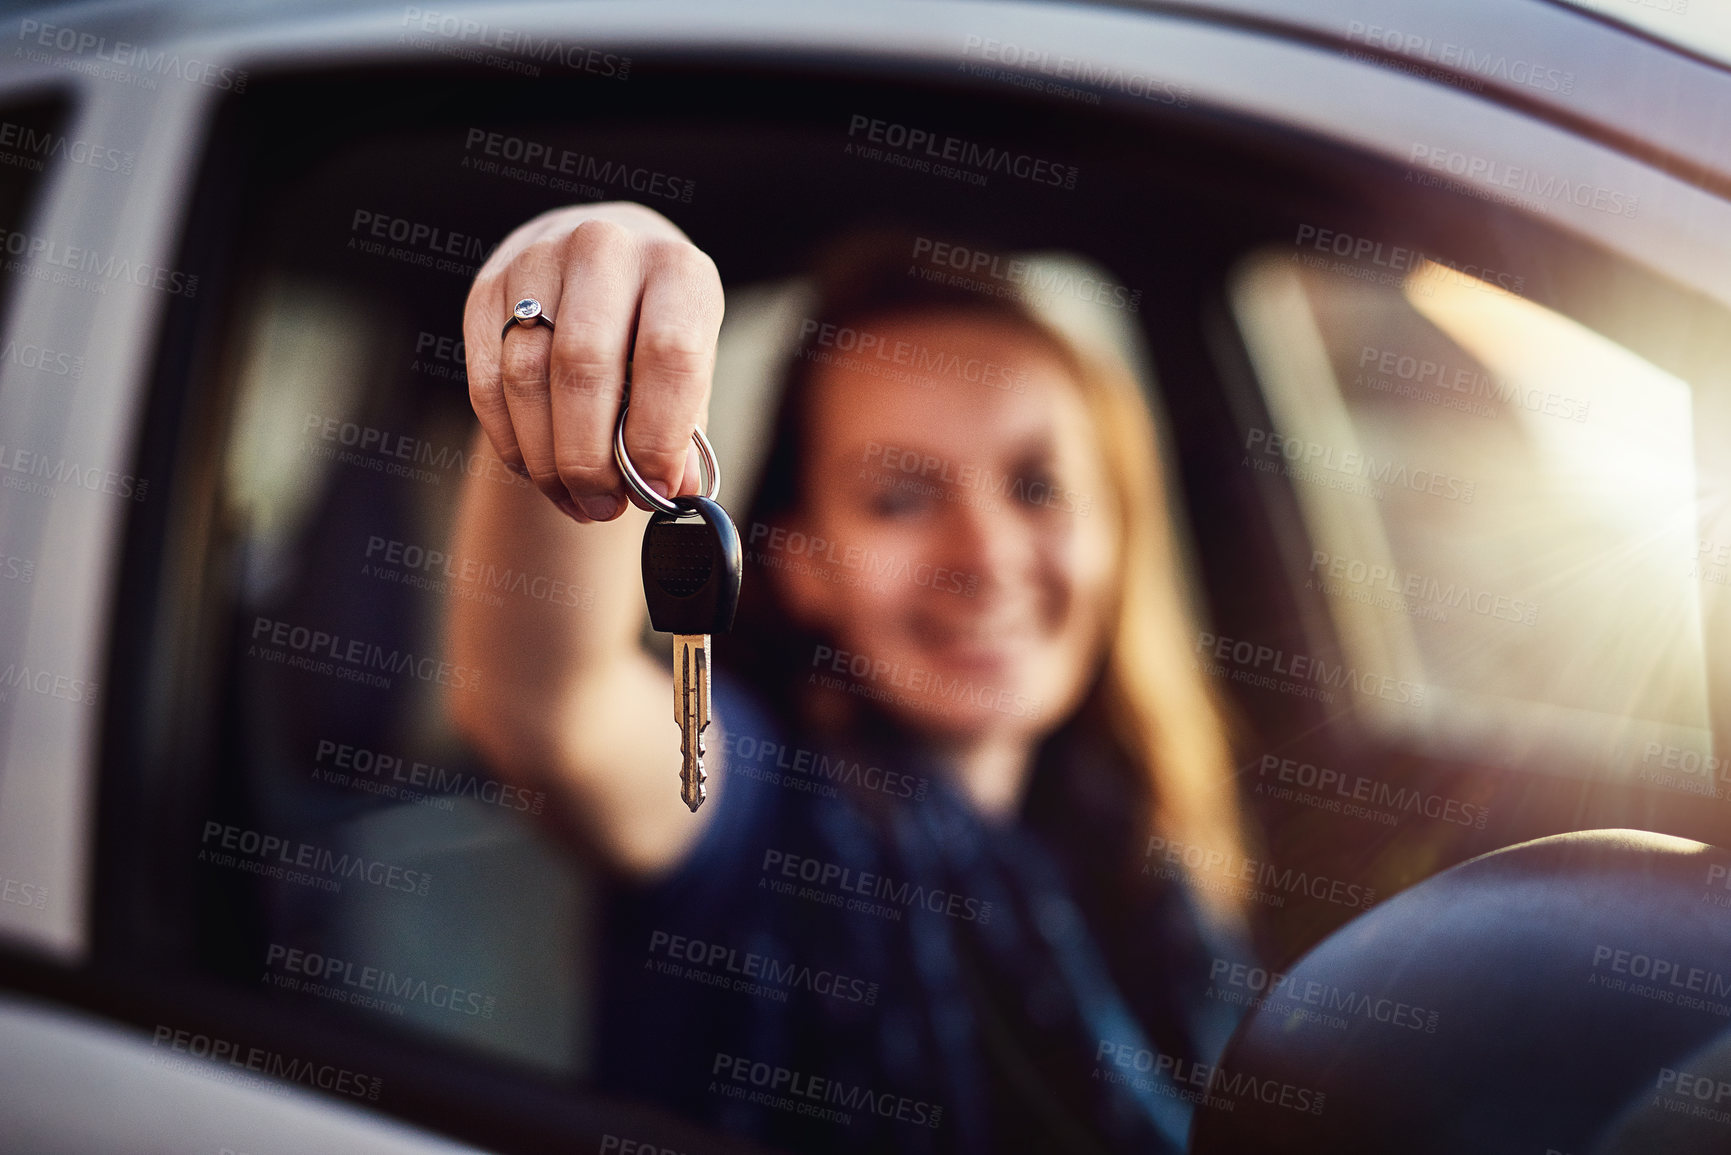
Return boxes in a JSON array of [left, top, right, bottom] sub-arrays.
[[641, 495, 742, 811]]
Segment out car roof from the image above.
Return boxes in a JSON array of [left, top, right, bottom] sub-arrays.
[[12, 0, 1726, 64], [1553, 0, 1731, 72]]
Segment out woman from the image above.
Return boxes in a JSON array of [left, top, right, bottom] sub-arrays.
[[445, 201, 1251, 1153]]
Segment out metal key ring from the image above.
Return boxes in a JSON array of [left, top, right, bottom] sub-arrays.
[[614, 402, 721, 517]]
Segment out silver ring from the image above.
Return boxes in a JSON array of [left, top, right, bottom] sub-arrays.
[[501, 297, 555, 339], [614, 403, 720, 517]]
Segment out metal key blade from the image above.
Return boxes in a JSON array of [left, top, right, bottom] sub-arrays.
[[642, 494, 737, 812], [675, 633, 711, 811]]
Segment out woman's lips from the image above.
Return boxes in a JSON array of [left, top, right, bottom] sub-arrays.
[[917, 625, 1035, 674]]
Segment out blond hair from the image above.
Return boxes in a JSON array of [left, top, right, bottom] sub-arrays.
[[1067, 333, 1249, 926]]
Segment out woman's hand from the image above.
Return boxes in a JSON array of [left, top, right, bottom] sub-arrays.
[[462, 201, 725, 522], [446, 202, 726, 875]]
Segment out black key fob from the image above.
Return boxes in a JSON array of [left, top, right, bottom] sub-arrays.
[[641, 494, 742, 636]]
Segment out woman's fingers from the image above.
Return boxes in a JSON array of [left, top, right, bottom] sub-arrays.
[[463, 211, 566, 481], [462, 270, 524, 479], [460, 203, 721, 522], [496, 241, 569, 506], [545, 219, 644, 521], [619, 239, 725, 510]]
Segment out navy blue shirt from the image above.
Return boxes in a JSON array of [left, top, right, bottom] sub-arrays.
[[595, 671, 1246, 1154]]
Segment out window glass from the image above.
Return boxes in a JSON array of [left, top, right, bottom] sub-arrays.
[[135, 64, 1288, 1142], [1229, 251, 1711, 779]]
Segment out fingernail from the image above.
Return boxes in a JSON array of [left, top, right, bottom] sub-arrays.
[[578, 495, 621, 521], [648, 481, 671, 501], [554, 497, 588, 523]]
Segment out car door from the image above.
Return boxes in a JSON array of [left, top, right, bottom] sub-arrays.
[[1, 2, 1728, 1153]]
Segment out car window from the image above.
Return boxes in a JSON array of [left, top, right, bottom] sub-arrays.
[[1229, 249, 1710, 772], [104, 53, 1363, 1147], [108, 59, 1275, 1149], [1205, 186, 1731, 969]]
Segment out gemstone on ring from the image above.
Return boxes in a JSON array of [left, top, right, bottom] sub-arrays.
[[513, 298, 543, 320]]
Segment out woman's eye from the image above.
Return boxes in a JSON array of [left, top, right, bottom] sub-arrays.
[[1015, 468, 1059, 505], [868, 486, 932, 518]]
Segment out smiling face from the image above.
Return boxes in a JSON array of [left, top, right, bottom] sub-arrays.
[[773, 310, 1122, 745]]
